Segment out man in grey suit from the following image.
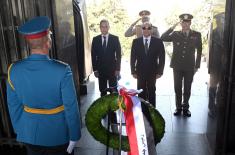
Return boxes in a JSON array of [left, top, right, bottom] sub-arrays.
[[91, 19, 121, 96], [161, 13, 202, 117]]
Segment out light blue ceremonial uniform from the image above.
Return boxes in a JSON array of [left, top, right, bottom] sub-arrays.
[[7, 54, 81, 146], [6, 16, 81, 147]]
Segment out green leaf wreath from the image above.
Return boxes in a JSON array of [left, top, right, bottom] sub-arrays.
[[85, 93, 165, 151]]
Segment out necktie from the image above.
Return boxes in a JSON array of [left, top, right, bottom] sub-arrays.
[[144, 39, 148, 54], [102, 36, 106, 50]]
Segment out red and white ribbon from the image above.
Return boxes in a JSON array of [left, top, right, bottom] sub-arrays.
[[118, 86, 149, 155]]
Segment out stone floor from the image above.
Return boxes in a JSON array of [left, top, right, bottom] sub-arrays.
[[74, 58, 216, 155]]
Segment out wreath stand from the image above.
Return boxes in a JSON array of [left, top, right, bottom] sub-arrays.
[[105, 108, 126, 155], [85, 93, 165, 154]]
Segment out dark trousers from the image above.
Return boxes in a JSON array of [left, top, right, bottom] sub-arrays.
[[98, 74, 117, 96], [25, 143, 69, 155], [137, 76, 156, 107], [173, 69, 194, 110]]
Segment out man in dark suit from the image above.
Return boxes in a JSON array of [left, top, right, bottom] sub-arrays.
[[131, 22, 165, 107], [91, 19, 121, 96], [161, 13, 202, 117]]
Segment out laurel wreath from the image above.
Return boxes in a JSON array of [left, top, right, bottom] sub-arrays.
[[85, 93, 165, 151]]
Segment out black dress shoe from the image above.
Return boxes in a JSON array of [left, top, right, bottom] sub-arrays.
[[183, 110, 191, 117], [173, 109, 182, 116]]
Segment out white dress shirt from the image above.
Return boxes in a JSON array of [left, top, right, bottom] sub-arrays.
[[102, 34, 109, 47], [143, 36, 151, 48]]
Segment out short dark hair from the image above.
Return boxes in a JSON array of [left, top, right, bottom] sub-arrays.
[[100, 19, 109, 26]]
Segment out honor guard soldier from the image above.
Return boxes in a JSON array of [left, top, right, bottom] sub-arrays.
[[161, 13, 202, 117], [7, 16, 81, 155], [125, 10, 160, 38]]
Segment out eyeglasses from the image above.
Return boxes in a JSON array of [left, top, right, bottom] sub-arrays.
[[142, 27, 152, 30]]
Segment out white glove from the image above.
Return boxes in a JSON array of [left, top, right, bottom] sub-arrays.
[[67, 140, 78, 154]]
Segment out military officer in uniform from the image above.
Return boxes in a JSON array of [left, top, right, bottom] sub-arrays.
[[161, 13, 202, 117], [7, 16, 81, 155], [125, 10, 160, 38]]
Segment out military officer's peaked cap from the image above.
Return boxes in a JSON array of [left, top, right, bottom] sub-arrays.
[[179, 13, 193, 21], [139, 10, 151, 17], [18, 16, 51, 39]]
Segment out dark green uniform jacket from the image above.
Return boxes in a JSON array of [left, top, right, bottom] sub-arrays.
[[161, 28, 202, 71]]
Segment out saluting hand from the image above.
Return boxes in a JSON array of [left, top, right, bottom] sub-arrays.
[[171, 21, 180, 30], [132, 18, 142, 26]]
